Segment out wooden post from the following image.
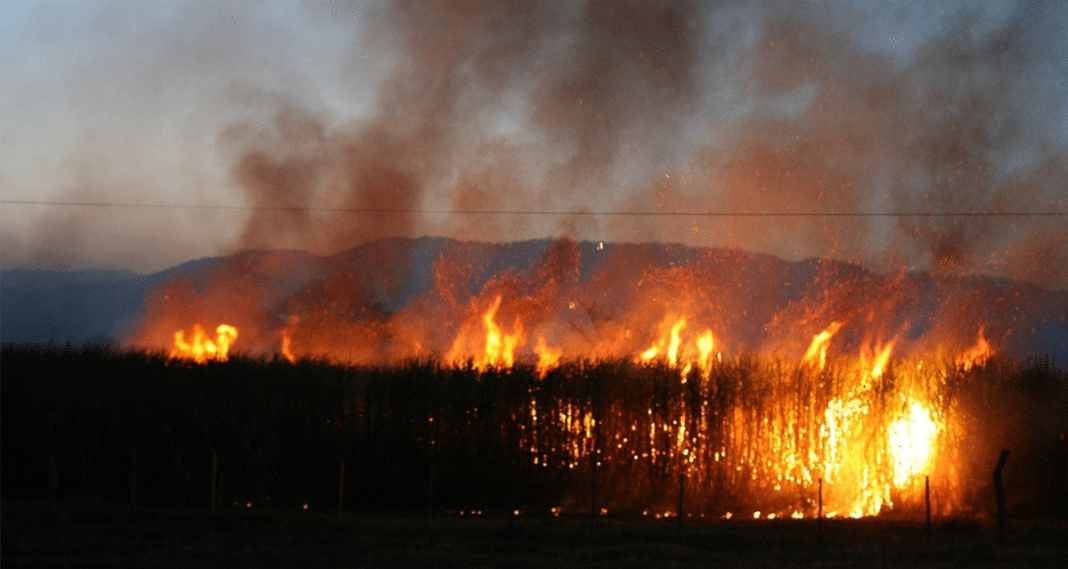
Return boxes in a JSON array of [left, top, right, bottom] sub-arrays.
[[130, 449, 138, 508], [817, 477, 824, 545], [925, 475, 931, 540], [338, 460, 345, 519], [210, 453, 218, 515], [994, 449, 1010, 545]]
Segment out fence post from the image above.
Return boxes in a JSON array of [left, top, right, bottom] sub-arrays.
[[994, 449, 1010, 545], [210, 453, 218, 515], [925, 475, 931, 540]]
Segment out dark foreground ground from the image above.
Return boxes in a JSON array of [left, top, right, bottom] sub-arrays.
[[3, 499, 1066, 568]]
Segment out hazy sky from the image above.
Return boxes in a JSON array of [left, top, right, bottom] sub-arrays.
[[2, 0, 1066, 284]]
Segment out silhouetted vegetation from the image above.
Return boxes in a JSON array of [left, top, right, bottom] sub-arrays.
[[2, 343, 1066, 520]]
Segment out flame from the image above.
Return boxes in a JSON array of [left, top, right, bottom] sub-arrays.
[[956, 327, 993, 371], [281, 332, 296, 364], [448, 295, 524, 370], [696, 329, 715, 371], [169, 323, 238, 363], [637, 316, 719, 383], [888, 399, 938, 487], [802, 322, 842, 370], [639, 315, 686, 363], [667, 316, 686, 366], [534, 335, 562, 378], [869, 341, 895, 379]]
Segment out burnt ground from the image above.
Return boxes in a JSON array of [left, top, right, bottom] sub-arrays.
[[2, 499, 1066, 568]]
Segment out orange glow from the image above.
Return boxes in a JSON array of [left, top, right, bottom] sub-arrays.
[[169, 324, 238, 363]]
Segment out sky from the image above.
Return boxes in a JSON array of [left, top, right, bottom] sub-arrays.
[[1, 0, 1066, 286]]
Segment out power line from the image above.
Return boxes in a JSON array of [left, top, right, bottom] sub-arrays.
[[2, 199, 1067, 217]]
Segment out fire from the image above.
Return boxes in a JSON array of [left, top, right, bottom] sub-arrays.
[[888, 400, 938, 487], [868, 341, 895, 379], [956, 327, 993, 371], [534, 335, 562, 378], [150, 287, 992, 519], [667, 316, 686, 365], [281, 332, 296, 364], [695, 329, 715, 376], [448, 295, 524, 370], [802, 322, 842, 370], [169, 323, 238, 363], [638, 315, 718, 382]]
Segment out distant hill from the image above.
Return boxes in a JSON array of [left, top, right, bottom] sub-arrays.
[[2, 237, 1065, 362]]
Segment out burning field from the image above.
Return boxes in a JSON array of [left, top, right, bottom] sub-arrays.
[[5, 238, 1066, 523], [3, 4, 1068, 564]]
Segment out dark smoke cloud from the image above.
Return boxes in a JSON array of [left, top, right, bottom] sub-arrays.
[[230, 0, 709, 253]]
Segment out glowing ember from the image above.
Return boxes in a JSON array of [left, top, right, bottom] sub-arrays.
[[169, 324, 238, 363], [888, 400, 939, 487], [956, 327, 994, 371]]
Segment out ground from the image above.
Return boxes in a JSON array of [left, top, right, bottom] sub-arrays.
[[3, 499, 1066, 568]]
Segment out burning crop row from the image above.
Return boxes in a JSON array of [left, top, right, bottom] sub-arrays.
[[163, 318, 1003, 518]]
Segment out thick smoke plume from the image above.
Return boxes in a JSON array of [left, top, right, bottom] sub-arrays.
[[216, 0, 1068, 289]]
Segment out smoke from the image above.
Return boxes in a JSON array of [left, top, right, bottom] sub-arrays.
[[221, 0, 1066, 287], [2, 0, 1066, 287]]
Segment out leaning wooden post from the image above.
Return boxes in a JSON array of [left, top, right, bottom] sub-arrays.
[[130, 449, 138, 508], [925, 475, 932, 540], [210, 453, 218, 515], [994, 449, 1010, 545], [338, 460, 346, 519]]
